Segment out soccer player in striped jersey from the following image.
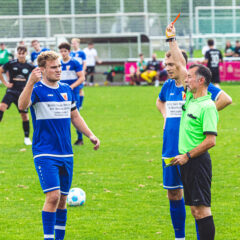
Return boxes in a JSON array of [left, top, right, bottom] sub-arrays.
[[156, 24, 232, 240], [31, 40, 50, 66], [70, 38, 86, 111], [18, 51, 100, 240], [58, 42, 85, 146]]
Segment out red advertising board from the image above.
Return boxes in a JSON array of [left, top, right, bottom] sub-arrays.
[[124, 61, 240, 82]]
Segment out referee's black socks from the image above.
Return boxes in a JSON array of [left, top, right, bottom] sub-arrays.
[[0, 111, 3, 122], [22, 120, 30, 137], [196, 215, 215, 240]]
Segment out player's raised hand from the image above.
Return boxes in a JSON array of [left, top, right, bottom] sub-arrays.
[[166, 23, 176, 39], [89, 135, 100, 150], [29, 67, 42, 84]]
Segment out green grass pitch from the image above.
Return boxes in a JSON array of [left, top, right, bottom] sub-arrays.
[[0, 83, 239, 239]]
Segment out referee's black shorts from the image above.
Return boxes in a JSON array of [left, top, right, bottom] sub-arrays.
[[1, 90, 28, 113], [180, 152, 212, 207]]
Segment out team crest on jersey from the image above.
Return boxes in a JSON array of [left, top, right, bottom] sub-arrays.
[[76, 54, 79, 57], [61, 93, 68, 100], [182, 91, 186, 100], [22, 68, 29, 74], [66, 65, 70, 70]]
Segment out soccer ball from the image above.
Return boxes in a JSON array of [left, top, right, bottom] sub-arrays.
[[67, 188, 86, 206]]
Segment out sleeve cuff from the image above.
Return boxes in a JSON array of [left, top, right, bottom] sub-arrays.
[[203, 131, 217, 136]]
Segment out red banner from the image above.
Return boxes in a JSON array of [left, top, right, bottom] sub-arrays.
[[125, 61, 240, 82]]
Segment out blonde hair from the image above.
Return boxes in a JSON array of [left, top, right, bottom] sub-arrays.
[[37, 51, 59, 68], [71, 38, 80, 44]]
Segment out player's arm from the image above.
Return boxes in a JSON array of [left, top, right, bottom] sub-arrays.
[[94, 50, 102, 64], [166, 24, 187, 86], [71, 109, 100, 150], [18, 68, 41, 110], [171, 134, 216, 166], [156, 98, 167, 129], [0, 66, 12, 88], [215, 91, 232, 111], [83, 60, 87, 72], [202, 51, 209, 65], [70, 71, 84, 90]]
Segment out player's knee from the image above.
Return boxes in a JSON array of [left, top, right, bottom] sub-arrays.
[[167, 189, 183, 200], [46, 191, 61, 206], [191, 206, 211, 219], [58, 195, 68, 209]]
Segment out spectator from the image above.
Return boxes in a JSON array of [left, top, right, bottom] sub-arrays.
[[129, 53, 147, 85], [0, 43, 13, 66], [83, 42, 102, 86], [233, 40, 240, 57], [224, 40, 234, 57], [141, 53, 167, 86]]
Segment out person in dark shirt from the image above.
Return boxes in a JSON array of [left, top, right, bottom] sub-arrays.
[[0, 45, 35, 145], [141, 53, 167, 86], [204, 39, 223, 88]]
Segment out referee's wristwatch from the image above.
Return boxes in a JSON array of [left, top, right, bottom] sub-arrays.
[[186, 152, 191, 160]]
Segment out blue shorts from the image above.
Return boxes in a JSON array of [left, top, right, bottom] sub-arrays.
[[79, 83, 84, 89], [34, 156, 73, 195], [162, 158, 183, 190]]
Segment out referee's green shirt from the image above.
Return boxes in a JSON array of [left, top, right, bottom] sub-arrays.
[[179, 91, 219, 154]]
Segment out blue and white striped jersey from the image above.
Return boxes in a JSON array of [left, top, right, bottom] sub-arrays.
[[30, 81, 76, 158], [70, 50, 86, 65], [158, 79, 222, 158], [60, 58, 83, 95], [31, 48, 50, 66]]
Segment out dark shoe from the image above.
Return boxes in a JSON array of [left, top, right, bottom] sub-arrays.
[[74, 139, 84, 146]]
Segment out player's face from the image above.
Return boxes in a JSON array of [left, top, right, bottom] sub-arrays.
[[71, 40, 79, 49], [44, 59, 62, 82], [186, 67, 200, 93], [17, 50, 27, 61], [164, 56, 178, 79], [59, 48, 70, 60], [32, 41, 40, 51]]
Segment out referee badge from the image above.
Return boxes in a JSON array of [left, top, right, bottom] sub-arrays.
[[182, 91, 186, 100], [61, 93, 68, 101]]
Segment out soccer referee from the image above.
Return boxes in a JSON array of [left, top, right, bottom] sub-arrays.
[[171, 64, 218, 240]]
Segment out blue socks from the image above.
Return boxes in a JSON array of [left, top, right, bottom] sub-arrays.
[[195, 219, 200, 240], [42, 211, 56, 240], [55, 209, 67, 240], [170, 198, 186, 239], [79, 96, 84, 108]]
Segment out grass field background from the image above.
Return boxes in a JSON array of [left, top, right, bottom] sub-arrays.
[[0, 83, 239, 239]]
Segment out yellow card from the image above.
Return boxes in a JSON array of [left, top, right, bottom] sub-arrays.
[[164, 157, 175, 167]]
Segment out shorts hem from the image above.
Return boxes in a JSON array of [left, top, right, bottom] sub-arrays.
[[163, 184, 183, 190], [43, 186, 60, 193], [60, 191, 69, 195], [185, 201, 211, 207]]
